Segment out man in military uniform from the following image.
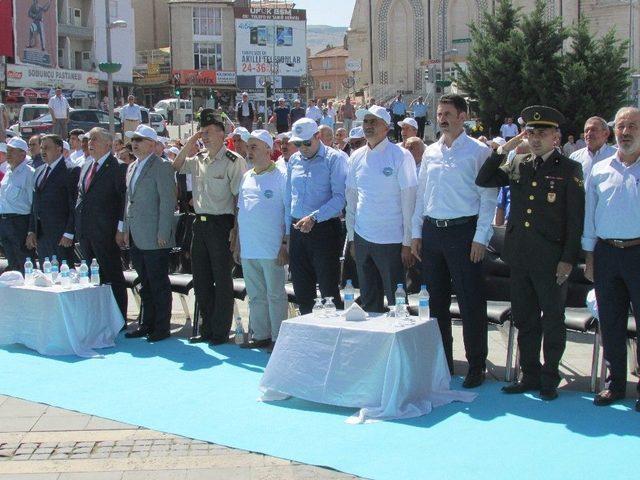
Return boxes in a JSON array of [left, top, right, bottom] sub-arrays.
[[172, 109, 247, 345], [476, 105, 585, 400]]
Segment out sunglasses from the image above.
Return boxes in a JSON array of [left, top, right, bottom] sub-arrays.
[[131, 137, 145, 143], [292, 140, 313, 147]]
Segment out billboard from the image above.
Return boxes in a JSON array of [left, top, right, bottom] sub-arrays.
[[6, 64, 99, 92], [234, 7, 306, 91], [13, 0, 57, 68], [0, 1, 13, 57], [173, 70, 237, 87]]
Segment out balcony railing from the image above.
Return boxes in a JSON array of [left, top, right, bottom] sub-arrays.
[[58, 22, 93, 39]]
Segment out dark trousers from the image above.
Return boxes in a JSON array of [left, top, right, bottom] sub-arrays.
[[510, 266, 568, 389], [0, 215, 33, 272], [354, 233, 404, 313], [239, 117, 253, 131], [420, 218, 487, 374], [416, 117, 426, 140], [80, 235, 128, 321], [129, 237, 171, 335], [191, 215, 234, 342], [594, 240, 640, 394], [36, 234, 74, 266], [290, 217, 343, 314], [277, 123, 288, 134], [392, 114, 404, 142]]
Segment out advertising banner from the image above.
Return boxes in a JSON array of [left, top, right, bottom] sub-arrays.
[[173, 70, 236, 87], [234, 7, 307, 86], [6, 64, 99, 92], [13, 0, 58, 68], [0, 1, 14, 57]]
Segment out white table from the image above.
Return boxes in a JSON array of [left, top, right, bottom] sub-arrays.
[[0, 284, 124, 358], [259, 313, 477, 423]]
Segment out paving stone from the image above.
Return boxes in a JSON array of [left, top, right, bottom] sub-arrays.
[[30, 453, 52, 460], [76, 442, 95, 448], [112, 446, 131, 453], [97, 441, 116, 447], [55, 447, 73, 454], [109, 452, 130, 458], [34, 447, 54, 454], [71, 447, 91, 454], [50, 453, 69, 460], [13, 454, 32, 461], [89, 452, 110, 459], [69, 453, 90, 459]]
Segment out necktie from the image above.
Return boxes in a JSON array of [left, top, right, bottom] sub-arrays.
[[534, 156, 544, 171], [84, 161, 98, 191], [39, 166, 50, 189]]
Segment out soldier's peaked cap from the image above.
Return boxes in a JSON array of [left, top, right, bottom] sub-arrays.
[[521, 105, 565, 129], [199, 108, 225, 129]]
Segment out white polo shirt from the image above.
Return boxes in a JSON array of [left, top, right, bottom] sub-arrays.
[[237, 164, 287, 259], [47, 95, 69, 119], [346, 138, 417, 245], [120, 104, 142, 122]]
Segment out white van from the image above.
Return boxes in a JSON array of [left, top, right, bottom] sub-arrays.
[[153, 99, 192, 124], [18, 104, 51, 138]]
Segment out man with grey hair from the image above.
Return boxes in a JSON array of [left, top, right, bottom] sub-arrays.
[[404, 136, 425, 176], [583, 106, 640, 411], [570, 116, 617, 180], [75, 127, 128, 320], [318, 124, 334, 147]]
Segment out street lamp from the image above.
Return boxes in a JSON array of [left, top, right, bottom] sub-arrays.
[[99, 0, 127, 136]]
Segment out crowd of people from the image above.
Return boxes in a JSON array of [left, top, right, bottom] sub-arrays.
[[0, 90, 637, 412]]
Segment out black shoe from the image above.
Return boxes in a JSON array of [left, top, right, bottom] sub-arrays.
[[188, 335, 210, 344], [501, 381, 541, 394], [120, 323, 127, 332], [147, 332, 170, 342], [539, 388, 558, 401], [125, 328, 150, 338], [462, 371, 485, 389], [240, 338, 272, 349], [209, 337, 231, 346], [593, 389, 625, 406]]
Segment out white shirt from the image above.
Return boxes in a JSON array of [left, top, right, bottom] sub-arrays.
[[500, 123, 519, 138], [241, 101, 251, 117], [570, 144, 617, 180], [120, 104, 142, 122], [47, 95, 69, 119], [275, 156, 287, 173], [412, 133, 497, 245], [237, 165, 287, 259], [36, 157, 62, 188], [326, 107, 337, 120], [582, 153, 640, 251], [306, 105, 323, 122], [346, 139, 417, 245], [131, 154, 152, 192], [0, 160, 35, 214]]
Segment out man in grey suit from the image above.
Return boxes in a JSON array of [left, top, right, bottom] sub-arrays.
[[117, 125, 176, 342]]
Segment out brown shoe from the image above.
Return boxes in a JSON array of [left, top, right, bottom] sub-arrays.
[[593, 389, 625, 406]]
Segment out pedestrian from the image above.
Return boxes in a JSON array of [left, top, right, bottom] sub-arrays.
[[273, 98, 291, 134], [569, 116, 616, 181], [410, 96, 428, 140], [338, 96, 355, 132], [562, 134, 577, 156], [404, 136, 425, 176], [236, 92, 256, 131], [172, 110, 247, 345], [397, 117, 418, 147], [286, 118, 347, 313], [499, 117, 519, 141], [305, 99, 323, 124], [346, 105, 417, 312], [48, 87, 70, 139], [289, 99, 305, 125], [120, 95, 143, 144], [476, 105, 585, 401], [411, 94, 497, 388], [274, 131, 298, 172], [389, 94, 407, 142], [0, 101, 9, 142], [583, 107, 640, 411], [235, 130, 288, 351], [27, 135, 44, 169]]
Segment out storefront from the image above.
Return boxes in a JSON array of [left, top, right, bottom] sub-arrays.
[[172, 69, 237, 111]]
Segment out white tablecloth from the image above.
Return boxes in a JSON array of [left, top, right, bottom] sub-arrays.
[[259, 313, 477, 423], [0, 284, 124, 358]]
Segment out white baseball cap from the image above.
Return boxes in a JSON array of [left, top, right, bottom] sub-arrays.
[[165, 146, 180, 156], [489, 137, 506, 146], [232, 127, 251, 142], [249, 129, 273, 149], [398, 117, 418, 130], [348, 127, 365, 140], [125, 124, 158, 142], [364, 105, 391, 125], [7, 137, 28, 153], [156, 136, 170, 145], [290, 118, 319, 142], [276, 131, 292, 141]]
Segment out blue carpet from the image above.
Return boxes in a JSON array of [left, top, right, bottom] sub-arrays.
[[0, 335, 638, 480]]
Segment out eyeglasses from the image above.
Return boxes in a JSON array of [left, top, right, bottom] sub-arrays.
[[292, 140, 313, 147], [131, 138, 145, 143]]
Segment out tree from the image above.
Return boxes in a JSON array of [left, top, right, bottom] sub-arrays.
[[455, 0, 523, 133], [560, 19, 629, 135]]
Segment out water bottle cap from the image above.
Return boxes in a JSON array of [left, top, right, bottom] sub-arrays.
[[397, 283, 403, 288], [421, 284, 426, 289], [45, 257, 49, 261], [26, 257, 31, 261], [62, 260, 67, 264], [346, 279, 352, 286], [52, 255, 57, 259], [81, 259, 86, 264]]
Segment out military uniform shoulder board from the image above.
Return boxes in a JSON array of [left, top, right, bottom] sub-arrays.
[[225, 150, 238, 162]]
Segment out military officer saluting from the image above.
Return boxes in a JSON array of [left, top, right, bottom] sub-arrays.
[[476, 105, 585, 401], [172, 109, 247, 345]]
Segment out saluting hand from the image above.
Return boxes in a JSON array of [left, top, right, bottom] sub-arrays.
[[501, 131, 528, 154]]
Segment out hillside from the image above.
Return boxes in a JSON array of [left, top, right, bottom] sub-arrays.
[[307, 25, 348, 54]]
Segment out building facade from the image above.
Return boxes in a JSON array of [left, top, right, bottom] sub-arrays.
[[309, 46, 350, 102]]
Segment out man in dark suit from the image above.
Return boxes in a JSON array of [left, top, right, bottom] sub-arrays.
[[476, 105, 585, 401], [118, 125, 176, 342], [75, 127, 128, 320], [26, 134, 80, 263]]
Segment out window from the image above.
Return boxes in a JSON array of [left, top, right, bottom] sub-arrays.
[[320, 81, 332, 91], [194, 42, 222, 70], [193, 7, 222, 36], [321, 59, 332, 70], [82, 51, 91, 61]]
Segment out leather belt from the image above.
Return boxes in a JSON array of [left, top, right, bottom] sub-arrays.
[[425, 215, 477, 228], [0, 213, 27, 220], [602, 238, 640, 249]]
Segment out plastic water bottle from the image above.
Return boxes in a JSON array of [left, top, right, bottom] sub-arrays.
[[42, 257, 52, 281], [312, 284, 324, 317], [234, 316, 245, 345], [90, 258, 100, 285], [24, 257, 34, 285], [344, 279, 355, 310], [79, 259, 89, 285], [394, 283, 407, 318], [51, 255, 59, 281], [60, 260, 70, 289], [419, 284, 430, 321]]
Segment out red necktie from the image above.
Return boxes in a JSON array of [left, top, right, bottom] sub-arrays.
[[84, 161, 98, 191]]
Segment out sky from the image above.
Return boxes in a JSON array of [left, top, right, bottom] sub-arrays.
[[292, 0, 357, 27]]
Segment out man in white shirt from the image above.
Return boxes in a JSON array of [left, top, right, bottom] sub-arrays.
[[234, 130, 288, 351], [305, 99, 323, 124], [274, 132, 298, 173], [397, 117, 418, 148], [411, 94, 497, 388], [68, 128, 85, 163], [346, 106, 417, 312], [500, 117, 519, 140], [120, 95, 143, 143], [583, 107, 640, 411], [48, 88, 70, 139], [570, 116, 617, 180]]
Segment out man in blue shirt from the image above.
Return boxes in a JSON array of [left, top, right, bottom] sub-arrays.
[[389, 94, 407, 142], [273, 98, 291, 134], [410, 96, 428, 140], [286, 118, 348, 313]]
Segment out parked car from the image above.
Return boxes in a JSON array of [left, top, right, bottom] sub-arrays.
[[18, 104, 52, 138], [149, 112, 168, 136], [20, 109, 122, 137]]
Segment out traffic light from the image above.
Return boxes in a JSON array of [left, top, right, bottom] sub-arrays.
[[175, 87, 180, 97]]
